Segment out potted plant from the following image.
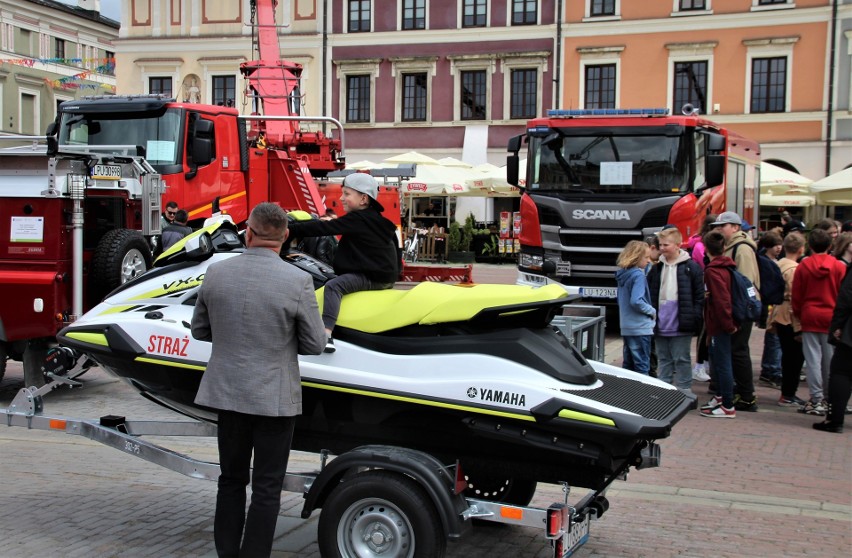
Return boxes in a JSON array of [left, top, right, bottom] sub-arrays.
[[447, 214, 476, 263]]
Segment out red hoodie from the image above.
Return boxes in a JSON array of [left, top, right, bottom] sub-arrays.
[[791, 253, 848, 332], [704, 256, 737, 337]]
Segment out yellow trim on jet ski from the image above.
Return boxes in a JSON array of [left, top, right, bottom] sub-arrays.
[[320, 283, 569, 333], [135, 356, 207, 371], [99, 305, 138, 315], [302, 381, 536, 422], [64, 332, 109, 347], [558, 409, 616, 427]]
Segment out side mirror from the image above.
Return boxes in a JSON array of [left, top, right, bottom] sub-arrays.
[[507, 155, 519, 186], [706, 154, 724, 187], [707, 132, 726, 152], [45, 121, 58, 156]]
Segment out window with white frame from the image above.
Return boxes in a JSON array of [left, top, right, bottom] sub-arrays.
[[584, 64, 616, 109], [577, 46, 622, 109], [346, 75, 371, 122], [461, 70, 487, 120], [401, 73, 428, 121], [512, 0, 537, 25], [463, 0, 487, 28], [336, 59, 380, 125], [587, 0, 618, 17], [502, 53, 547, 121], [391, 57, 436, 123], [673, 61, 708, 114], [750, 57, 786, 113], [349, 0, 371, 32], [678, 0, 706, 10], [743, 37, 796, 114], [510, 68, 537, 119], [666, 41, 715, 115], [149, 77, 173, 96], [402, 0, 426, 30], [450, 55, 495, 122], [212, 75, 236, 107]]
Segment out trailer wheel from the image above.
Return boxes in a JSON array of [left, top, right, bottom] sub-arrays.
[[90, 229, 152, 296], [463, 469, 538, 507], [318, 471, 446, 558]]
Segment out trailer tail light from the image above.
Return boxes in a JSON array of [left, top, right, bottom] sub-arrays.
[[49, 419, 67, 430], [546, 503, 567, 539]]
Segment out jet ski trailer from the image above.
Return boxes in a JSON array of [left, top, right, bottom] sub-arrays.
[[3, 220, 695, 556], [6, 371, 618, 558]]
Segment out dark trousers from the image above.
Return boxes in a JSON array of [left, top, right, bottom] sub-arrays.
[[215, 410, 296, 558], [775, 323, 805, 399], [827, 343, 852, 425], [731, 320, 755, 401]]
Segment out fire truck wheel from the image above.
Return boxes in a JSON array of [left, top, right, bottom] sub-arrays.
[[90, 229, 152, 296], [318, 470, 446, 558]]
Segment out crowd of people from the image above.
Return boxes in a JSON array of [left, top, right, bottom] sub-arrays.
[[616, 210, 852, 429]]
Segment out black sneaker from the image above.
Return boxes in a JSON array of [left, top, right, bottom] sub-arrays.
[[733, 396, 759, 412], [323, 337, 336, 354], [812, 421, 843, 433], [758, 376, 781, 390]]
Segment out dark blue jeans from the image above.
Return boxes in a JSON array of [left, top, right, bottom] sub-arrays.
[[709, 333, 735, 408], [622, 335, 652, 375], [214, 411, 296, 558]]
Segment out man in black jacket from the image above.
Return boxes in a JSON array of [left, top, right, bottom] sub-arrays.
[[287, 173, 399, 353], [814, 266, 852, 433]]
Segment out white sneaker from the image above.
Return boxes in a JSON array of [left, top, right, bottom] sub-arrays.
[[692, 363, 711, 382]]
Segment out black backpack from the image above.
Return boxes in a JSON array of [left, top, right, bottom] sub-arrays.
[[732, 242, 785, 306], [728, 267, 762, 323]]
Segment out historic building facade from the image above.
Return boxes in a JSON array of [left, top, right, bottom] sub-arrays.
[[0, 0, 117, 136]]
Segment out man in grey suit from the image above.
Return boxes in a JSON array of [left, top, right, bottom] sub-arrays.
[[192, 202, 326, 557]]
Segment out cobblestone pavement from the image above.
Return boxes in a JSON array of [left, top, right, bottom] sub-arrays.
[[0, 264, 849, 557]]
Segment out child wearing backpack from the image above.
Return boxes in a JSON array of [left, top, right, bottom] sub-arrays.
[[700, 231, 739, 418], [615, 240, 656, 375], [757, 231, 784, 388]]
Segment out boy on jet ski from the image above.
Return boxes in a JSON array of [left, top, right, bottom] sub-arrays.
[[287, 173, 399, 353]]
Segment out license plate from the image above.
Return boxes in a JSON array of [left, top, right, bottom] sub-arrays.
[[580, 287, 617, 299], [91, 164, 122, 180], [555, 262, 572, 276], [560, 514, 590, 557]]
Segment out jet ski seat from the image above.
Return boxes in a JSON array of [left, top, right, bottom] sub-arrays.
[[317, 282, 569, 333]]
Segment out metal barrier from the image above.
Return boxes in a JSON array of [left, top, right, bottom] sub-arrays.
[[551, 304, 606, 362]]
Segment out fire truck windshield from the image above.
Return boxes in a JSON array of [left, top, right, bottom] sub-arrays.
[[57, 108, 183, 169], [528, 126, 689, 196]]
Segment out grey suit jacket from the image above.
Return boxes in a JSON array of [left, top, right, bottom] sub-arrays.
[[192, 247, 326, 416]]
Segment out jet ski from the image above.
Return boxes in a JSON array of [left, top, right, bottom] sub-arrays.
[[57, 218, 695, 497]]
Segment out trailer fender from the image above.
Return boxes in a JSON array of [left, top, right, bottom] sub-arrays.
[[301, 444, 471, 541]]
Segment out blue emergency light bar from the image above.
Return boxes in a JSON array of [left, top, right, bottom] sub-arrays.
[[547, 108, 670, 117]]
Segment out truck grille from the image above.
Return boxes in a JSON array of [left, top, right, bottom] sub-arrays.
[[561, 372, 686, 421]]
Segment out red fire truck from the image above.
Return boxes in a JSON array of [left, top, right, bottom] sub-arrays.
[[0, 0, 409, 385], [507, 108, 761, 301]]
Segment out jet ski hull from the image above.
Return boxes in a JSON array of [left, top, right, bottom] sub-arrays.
[[57, 226, 694, 492]]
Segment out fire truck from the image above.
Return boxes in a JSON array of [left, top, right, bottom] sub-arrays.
[[0, 0, 411, 385], [508, 108, 761, 301]]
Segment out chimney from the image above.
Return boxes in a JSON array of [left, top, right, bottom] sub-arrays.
[[78, 0, 102, 13]]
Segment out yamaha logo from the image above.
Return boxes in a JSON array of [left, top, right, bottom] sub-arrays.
[[467, 387, 478, 398]]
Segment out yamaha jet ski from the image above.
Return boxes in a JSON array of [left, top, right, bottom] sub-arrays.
[[58, 219, 695, 496]]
